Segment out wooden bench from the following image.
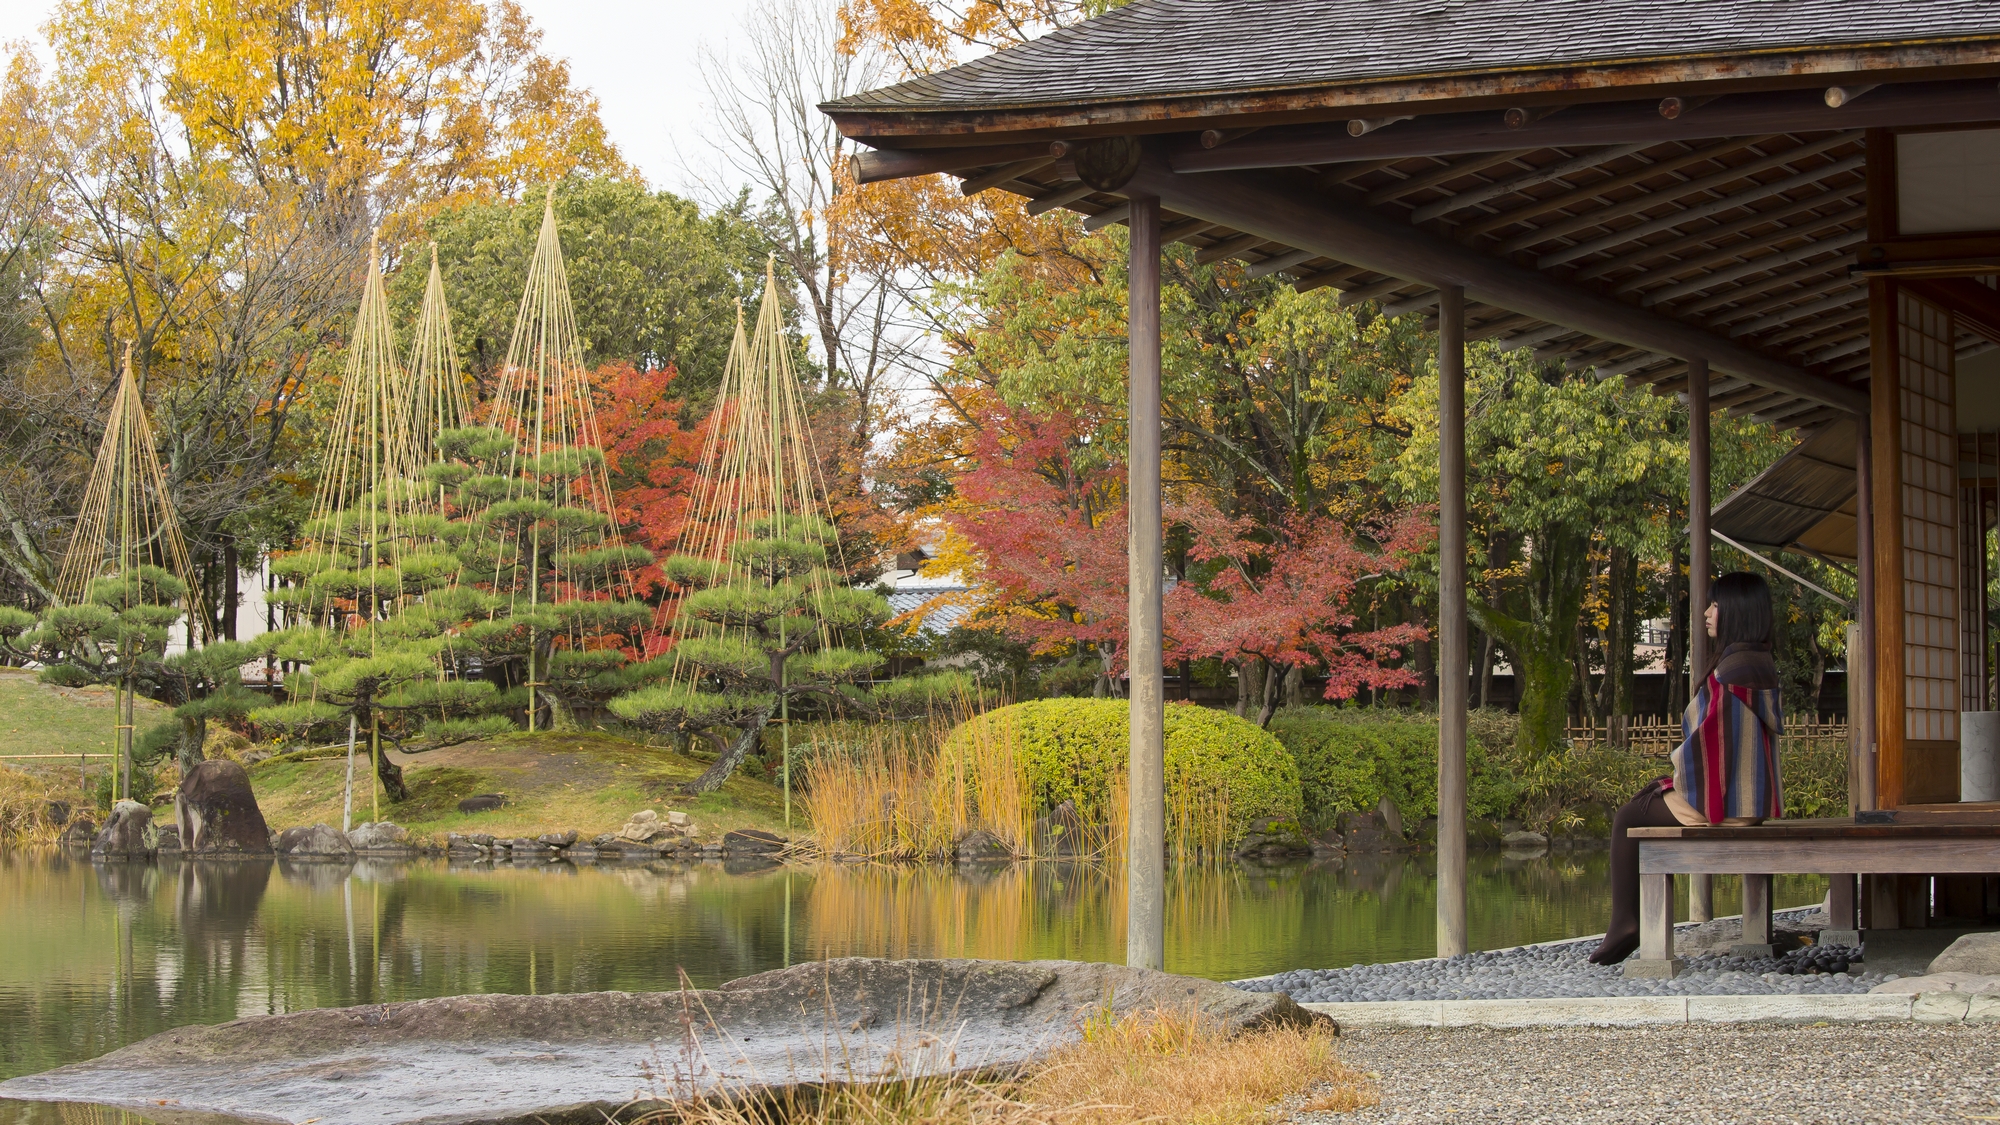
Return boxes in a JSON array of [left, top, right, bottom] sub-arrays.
[[1626, 813, 2000, 977]]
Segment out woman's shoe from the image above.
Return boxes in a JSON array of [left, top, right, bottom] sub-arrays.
[[1588, 932, 1639, 965]]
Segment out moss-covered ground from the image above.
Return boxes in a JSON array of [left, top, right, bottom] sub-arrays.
[[249, 730, 799, 844], [0, 669, 170, 768]]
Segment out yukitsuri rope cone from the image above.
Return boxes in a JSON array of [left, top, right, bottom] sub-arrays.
[[405, 243, 473, 468], [611, 258, 964, 803], [54, 345, 210, 798], [474, 186, 652, 732]]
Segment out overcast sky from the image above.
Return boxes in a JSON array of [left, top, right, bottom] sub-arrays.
[[0, 0, 757, 194]]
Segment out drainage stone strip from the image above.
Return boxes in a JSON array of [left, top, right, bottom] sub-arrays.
[[1302, 991, 2000, 1028], [1235, 909, 1890, 1002]]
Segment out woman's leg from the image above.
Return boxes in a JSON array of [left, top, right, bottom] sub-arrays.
[[1590, 779, 1682, 965]]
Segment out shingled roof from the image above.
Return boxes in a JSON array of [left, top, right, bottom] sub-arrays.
[[826, 0, 2000, 134]]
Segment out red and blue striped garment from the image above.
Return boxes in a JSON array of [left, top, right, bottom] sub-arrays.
[[1671, 664, 1784, 822]]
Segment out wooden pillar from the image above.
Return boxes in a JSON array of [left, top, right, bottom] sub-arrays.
[[1687, 356, 1713, 923], [1854, 425, 1877, 812], [1870, 277, 1906, 810], [1437, 285, 1469, 959], [1126, 191, 1166, 972]]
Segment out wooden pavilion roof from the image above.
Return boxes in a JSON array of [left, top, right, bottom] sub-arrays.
[[822, 0, 2000, 430]]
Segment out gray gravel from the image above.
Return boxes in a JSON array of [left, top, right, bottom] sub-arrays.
[[1304, 1023, 2000, 1124], [1239, 909, 1893, 1001]]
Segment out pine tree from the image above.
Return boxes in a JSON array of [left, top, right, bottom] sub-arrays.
[[611, 265, 963, 797]]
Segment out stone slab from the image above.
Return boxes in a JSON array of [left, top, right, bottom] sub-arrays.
[[1914, 992, 1974, 1022], [1620, 957, 1685, 979], [1439, 997, 1687, 1028], [0, 959, 1317, 1125], [1686, 994, 1913, 1024], [1301, 1001, 1442, 1028]]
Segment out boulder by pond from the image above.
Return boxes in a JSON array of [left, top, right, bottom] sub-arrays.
[[457, 793, 507, 813], [177, 760, 272, 855], [1931, 931, 2000, 975], [90, 800, 152, 859], [276, 824, 356, 860], [347, 822, 413, 853], [0, 957, 1320, 1125], [722, 828, 784, 856]]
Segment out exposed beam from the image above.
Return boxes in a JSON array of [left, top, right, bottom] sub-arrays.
[[1411, 144, 1650, 224], [1128, 155, 1868, 414], [1678, 259, 1853, 315], [1699, 271, 1860, 325], [855, 141, 1054, 184], [1293, 264, 1369, 293], [1194, 233, 1269, 264], [1512, 138, 1861, 259], [1906, 277, 2000, 344], [1170, 80, 2000, 172], [1584, 191, 1864, 282], [1458, 135, 1761, 241], [1339, 274, 1426, 307], [1025, 181, 1095, 216], [1640, 228, 1867, 307], [1084, 203, 1133, 231], [1248, 248, 1319, 278], [959, 156, 1056, 195], [1731, 290, 1868, 338], [1362, 149, 1537, 207]]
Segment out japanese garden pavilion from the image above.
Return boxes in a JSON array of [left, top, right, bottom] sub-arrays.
[[821, 0, 2000, 970]]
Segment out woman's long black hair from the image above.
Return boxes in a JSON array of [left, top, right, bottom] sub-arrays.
[[1712, 571, 1774, 649]]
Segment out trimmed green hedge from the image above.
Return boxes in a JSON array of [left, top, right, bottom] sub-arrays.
[[948, 699, 1302, 845], [1270, 707, 1521, 828]]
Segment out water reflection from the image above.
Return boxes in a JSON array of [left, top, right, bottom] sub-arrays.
[[0, 849, 1824, 1082]]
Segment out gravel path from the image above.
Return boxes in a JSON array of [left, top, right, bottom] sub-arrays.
[[1304, 1023, 2000, 1124], [1239, 909, 1895, 1001]]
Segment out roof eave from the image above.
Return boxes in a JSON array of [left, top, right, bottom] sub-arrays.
[[824, 40, 2000, 143]]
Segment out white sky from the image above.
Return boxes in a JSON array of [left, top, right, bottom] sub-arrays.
[[0, 0, 758, 194]]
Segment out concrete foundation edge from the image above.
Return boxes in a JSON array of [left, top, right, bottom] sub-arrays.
[[1300, 993, 1986, 1028]]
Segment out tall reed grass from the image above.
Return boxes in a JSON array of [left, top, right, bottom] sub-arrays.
[[0, 765, 82, 848]]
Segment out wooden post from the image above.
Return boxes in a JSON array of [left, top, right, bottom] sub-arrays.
[[1437, 285, 1469, 959], [1837, 426, 1871, 941], [1126, 191, 1166, 972], [1687, 356, 1714, 924], [1733, 873, 1776, 957], [1627, 869, 1684, 978]]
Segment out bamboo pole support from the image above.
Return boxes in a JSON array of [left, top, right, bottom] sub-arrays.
[[1126, 190, 1166, 972]]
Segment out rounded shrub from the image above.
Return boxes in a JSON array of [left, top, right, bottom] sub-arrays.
[[946, 699, 1302, 848]]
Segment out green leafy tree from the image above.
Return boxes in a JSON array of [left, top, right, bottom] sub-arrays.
[[1394, 348, 1682, 757]]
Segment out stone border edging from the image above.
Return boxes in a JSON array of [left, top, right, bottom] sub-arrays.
[[1303, 992, 1999, 1028]]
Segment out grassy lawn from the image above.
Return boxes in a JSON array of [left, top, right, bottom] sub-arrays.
[[250, 730, 800, 843], [0, 669, 170, 770]]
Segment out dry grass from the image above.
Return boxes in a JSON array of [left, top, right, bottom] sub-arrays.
[[801, 701, 1034, 860], [0, 764, 81, 847], [653, 1008, 1374, 1125]]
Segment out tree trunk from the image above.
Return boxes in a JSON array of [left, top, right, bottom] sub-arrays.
[[688, 710, 775, 795], [221, 535, 239, 642], [1255, 661, 1286, 728], [1234, 657, 1264, 719], [1282, 662, 1303, 708], [1472, 523, 1592, 759], [1664, 536, 1689, 717], [1574, 624, 1601, 725], [376, 740, 409, 802], [1476, 631, 1496, 709], [1606, 544, 1638, 717]]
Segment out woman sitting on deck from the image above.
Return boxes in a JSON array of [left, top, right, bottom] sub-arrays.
[[1590, 571, 1785, 965]]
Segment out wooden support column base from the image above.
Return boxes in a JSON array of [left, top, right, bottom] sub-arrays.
[[1821, 873, 1860, 946], [1625, 872, 1685, 979]]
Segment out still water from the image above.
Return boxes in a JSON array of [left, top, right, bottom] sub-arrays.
[[0, 850, 1826, 1081]]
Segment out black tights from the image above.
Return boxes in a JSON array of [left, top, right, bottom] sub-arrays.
[[1589, 777, 1682, 965]]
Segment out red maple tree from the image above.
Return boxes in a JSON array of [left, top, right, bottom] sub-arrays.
[[947, 404, 1132, 691], [1164, 502, 1433, 725], [590, 361, 708, 654]]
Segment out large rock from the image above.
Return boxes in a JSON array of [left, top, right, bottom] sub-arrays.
[[61, 816, 97, 848], [1034, 799, 1093, 856], [615, 809, 671, 843], [176, 760, 273, 855], [537, 830, 580, 850], [723, 828, 785, 857], [0, 958, 1324, 1125], [1930, 931, 2000, 975], [954, 828, 1015, 864], [276, 824, 356, 859], [346, 821, 412, 852], [1232, 816, 1312, 857], [456, 793, 507, 813], [1337, 808, 1406, 853], [90, 800, 153, 859]]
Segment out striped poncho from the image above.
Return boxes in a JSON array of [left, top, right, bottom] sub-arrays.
[[1670, 642, 1785, 822]]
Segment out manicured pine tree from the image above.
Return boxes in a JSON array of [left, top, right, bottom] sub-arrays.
[[611, 263, 964, 799]]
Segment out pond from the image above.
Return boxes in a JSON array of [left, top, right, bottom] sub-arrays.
[[0, 849, 1827, 1086]]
